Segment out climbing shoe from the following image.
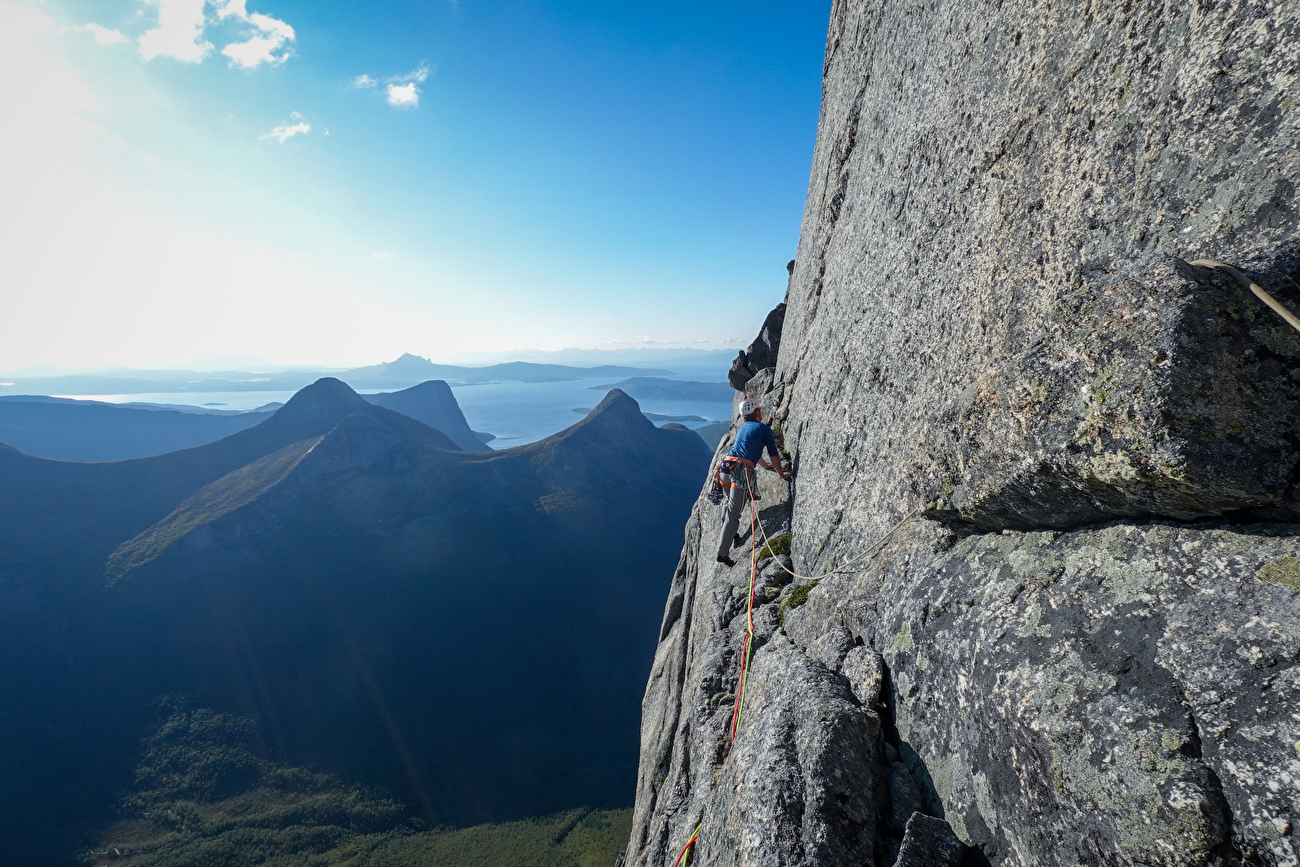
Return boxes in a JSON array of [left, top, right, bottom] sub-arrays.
[[716, 555, 735, 568], [731, 533, 742, 550]]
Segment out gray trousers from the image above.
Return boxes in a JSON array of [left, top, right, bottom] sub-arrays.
[[716, 469, 754, 559]]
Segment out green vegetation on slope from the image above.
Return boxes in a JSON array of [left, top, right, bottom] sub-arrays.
[[104, 437, 322, 581], [364, 810, 631, 867], [779, 579, 818, 626], [87, 704, 630, 867]]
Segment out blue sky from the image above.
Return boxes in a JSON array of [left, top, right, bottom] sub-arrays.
[[0, 0, 829, 371]]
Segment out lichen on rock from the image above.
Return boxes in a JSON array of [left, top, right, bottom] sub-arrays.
[[624, 0, 1300, 863]]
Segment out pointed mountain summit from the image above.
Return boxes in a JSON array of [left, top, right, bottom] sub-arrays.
[[262, 376, 371, 432], [364, 380, 490, 451]]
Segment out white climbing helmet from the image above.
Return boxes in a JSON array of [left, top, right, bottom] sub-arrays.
[[739, 398, 757, 417]]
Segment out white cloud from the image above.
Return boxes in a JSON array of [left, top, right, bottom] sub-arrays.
[[259, 115, 310, 142], [222, 31, 287, 68], [385, 82, 419, 108], [371, 252, 392, 259], [129, 0, 294, 68], [215, 0, 248, 18], [138, 0, 212, 62], [220, 6, 294, 68], [389, 64, 429, 85], [78, 23, 128, 45], [355, 66, 431, 108], [247, 11, 292, 39]]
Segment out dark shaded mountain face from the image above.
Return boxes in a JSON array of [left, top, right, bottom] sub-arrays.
[[363, 380, 491, 451], [0, 379, 709, 865], [0, 396, 276, 461]]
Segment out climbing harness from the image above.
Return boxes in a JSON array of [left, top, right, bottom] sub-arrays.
[[715, 455, 756, 492], [1189, 259, 1300, 335], [707, 455, 755, 506]]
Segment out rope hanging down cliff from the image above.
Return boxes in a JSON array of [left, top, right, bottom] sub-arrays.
[[673, 484, 762, 867], [672, 472, 918, 866]]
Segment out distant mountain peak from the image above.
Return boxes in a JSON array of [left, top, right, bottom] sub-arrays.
[[384, 354, 436, 373], [285, 377, 368, 407], [362, 380, 488, 452], [562, 389, 655, 443], [590, 388, 641, 417], [267, 378, 371, 433]]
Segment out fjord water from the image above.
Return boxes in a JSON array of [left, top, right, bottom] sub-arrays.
[[447, 378, 731, 448], [58, 371, 733, 449]]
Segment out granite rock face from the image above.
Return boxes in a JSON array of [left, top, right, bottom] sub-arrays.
[[626, 0, 1300, 864], [917, 252, 1300, 531], [896, 812, 964, 867]]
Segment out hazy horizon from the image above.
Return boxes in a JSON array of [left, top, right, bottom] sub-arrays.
[[0, 346, 739, 379], [1, 0, 822, 373]]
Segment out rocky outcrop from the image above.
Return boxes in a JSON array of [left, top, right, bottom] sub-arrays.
[[917, 252, 1300, 531], [728, 303, 787, 390], [627, 0, 1300, 865]]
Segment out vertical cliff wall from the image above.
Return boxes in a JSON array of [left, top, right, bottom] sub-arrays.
[[626, 0, 1299, 865]]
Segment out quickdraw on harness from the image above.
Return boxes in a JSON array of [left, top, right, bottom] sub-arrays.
[[708, 455, 757, 505]]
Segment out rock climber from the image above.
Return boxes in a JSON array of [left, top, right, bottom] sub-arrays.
[[716, 398, 791, 567]]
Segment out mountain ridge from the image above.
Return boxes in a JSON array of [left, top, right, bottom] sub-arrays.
[[0, 377, 711, 864], [0, 356, 678, 396]]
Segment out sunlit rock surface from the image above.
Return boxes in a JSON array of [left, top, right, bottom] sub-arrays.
[[625, 0, 1300, 863]]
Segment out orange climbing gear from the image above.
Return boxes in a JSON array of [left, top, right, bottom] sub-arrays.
[[716, 455, 755, 490]]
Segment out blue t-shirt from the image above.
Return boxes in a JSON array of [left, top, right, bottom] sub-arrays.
[[728, 420, 778, 465]]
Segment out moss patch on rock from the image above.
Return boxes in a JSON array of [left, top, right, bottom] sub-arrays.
[[1257, 556, 1300, 591], [757, 532, 792, 560], [779, 579, 818, 626]]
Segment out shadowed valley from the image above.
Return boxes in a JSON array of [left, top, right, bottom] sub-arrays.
[[0, 378, 709, 865]]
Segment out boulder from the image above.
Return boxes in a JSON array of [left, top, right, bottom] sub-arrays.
[[896, 812, 964, 867]]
